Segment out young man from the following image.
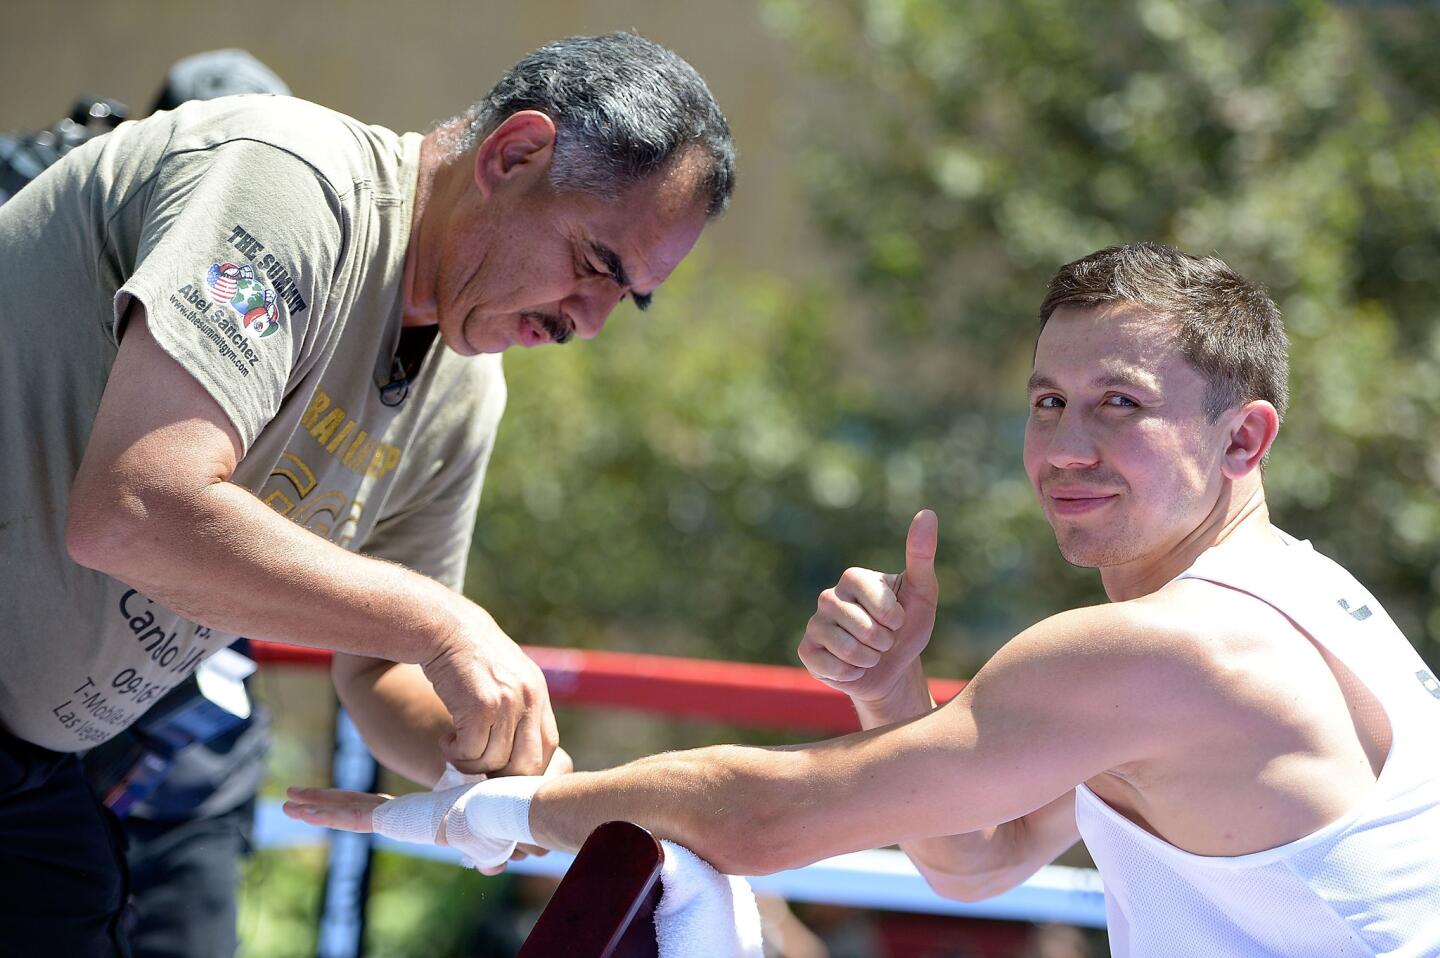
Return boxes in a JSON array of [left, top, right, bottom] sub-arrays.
[[288, 244, 1440, 955]]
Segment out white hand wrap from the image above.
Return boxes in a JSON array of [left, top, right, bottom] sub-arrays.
[[370, 767, 542, 871]]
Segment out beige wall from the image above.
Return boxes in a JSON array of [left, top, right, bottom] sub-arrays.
[[1, 0, 812, 272]]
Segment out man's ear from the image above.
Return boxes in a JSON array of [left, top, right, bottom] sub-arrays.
[[1221, 400, 1280, 480], [473, 110, 557, 198]]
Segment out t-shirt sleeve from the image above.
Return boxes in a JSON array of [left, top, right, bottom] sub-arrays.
[[362, 361, 508, 591], [115, 140, 343, 453]]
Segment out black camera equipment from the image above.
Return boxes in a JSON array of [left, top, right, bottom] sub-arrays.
[[0, 96, 127, 205]]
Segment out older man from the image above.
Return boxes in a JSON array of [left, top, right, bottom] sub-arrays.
[[0, 33, 732, 954], [292, 244, 1440, 956]]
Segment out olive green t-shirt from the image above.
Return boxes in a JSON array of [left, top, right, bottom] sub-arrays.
[[0, 96, 505, 752]]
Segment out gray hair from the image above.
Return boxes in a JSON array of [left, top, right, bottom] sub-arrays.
[[453, 33, 735, 216], [1040, 243, 1289, 423]]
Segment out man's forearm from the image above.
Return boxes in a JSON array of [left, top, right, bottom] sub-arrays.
[[71, 476, 467, 664], [74, 478, 509, 778], [334, 656, 452, 786], [290, 679, 1087, 883], [526, 714, 989, 876], [528, 745, 793, 874], [845, 670, 1075, 902], [846, 662, 999, 893], [72, 473, 557, 774], [899, 791, 1080, 902]]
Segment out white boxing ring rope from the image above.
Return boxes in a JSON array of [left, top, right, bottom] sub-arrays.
[[253, 799, 1108, 929]]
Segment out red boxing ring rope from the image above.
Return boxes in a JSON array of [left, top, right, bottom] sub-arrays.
[[248, 641, 967, 732]]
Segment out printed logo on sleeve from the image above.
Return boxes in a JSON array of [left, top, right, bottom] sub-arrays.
[[207, 262, 281, 339], [165, 222, 310, 377]]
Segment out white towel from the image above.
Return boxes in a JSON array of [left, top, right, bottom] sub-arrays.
[[654, 841, 764, 958]]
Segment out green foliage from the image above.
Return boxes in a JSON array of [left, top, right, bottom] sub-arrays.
[[755, 0, 1440, 663], [365, 853, 518, 957], [238, 848, 324, 958], [238, 847, 523, 958], [469, 0, 1440, 689]]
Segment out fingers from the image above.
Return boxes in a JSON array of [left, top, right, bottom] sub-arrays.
[[475, 699, 520, 772], [282, 787, 389, 833], [797, 634, 865, 683], [828, 593, 895, 656], [543, 745, 574, 778], [446, 709, 495, 768], [435, 652, 559, 778], [799, 511, 942, 703], [811, 618, 883, 668], [440, 729, 490, 777], [899, 509, 940, 607], [286, 786, 393, 804], [537, 692, 561, 770], [835, 567, 905, 631], [802, 570, 901, 686], [495, 712, 543, 777], [445, 713, 560, 782], [481, 668, 559, 777], [282, 803, 374, 833]]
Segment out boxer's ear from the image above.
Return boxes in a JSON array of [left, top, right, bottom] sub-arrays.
[[1220, 400, 1279, 480]]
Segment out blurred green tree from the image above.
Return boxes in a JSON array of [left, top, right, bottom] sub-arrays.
[[469, 0, 1440, 695], [757, 0, 1440, 667]]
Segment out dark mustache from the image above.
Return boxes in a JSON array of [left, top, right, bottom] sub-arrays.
[[524, 311, 572, 345]]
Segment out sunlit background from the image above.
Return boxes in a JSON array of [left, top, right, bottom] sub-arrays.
[[7, 1, 1440, 955]]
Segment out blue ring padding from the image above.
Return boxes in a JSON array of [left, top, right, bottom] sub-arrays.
[[255, 800, 1107, 929]]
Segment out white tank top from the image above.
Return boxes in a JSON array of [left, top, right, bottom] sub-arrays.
[[1075, 532, 1440, 957]]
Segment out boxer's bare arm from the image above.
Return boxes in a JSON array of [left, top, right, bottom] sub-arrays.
[[900, 791, 1081, 901], [523, 605, 1202, 875], [66, 304, 557, 777], [332, 655, 454, 785], [842, 669, 1081, 900]]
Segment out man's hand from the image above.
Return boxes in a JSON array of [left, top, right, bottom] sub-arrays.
[[284, 747, 570, 875], [423, 610, 560, 777], [798, 510, 940, 713]]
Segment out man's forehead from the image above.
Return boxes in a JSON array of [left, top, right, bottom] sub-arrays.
[[1032, 303, 1184, 385], [1027, 361, 1163, 395]]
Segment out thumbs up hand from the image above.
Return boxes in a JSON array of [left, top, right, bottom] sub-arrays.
[[798, 510, 940, 714]]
